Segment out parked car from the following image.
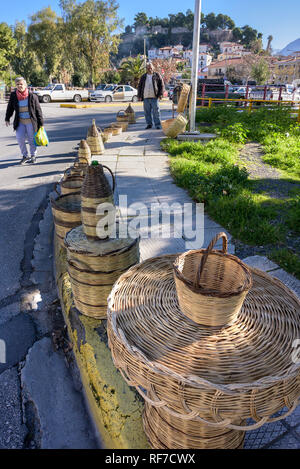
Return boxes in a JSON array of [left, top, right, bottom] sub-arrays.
[[89, 84, 138, 103], [34, 83, 89, 103]]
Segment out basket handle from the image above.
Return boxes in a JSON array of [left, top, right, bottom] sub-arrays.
[[117, 110, 125, 117], [96, 126, 103, 134], [194, 232, 228, 287], [102, 164, 115, 194]]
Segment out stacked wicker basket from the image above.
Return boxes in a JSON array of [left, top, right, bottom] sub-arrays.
[[107, 232, 300, 449], [63, 161, 140, 319]]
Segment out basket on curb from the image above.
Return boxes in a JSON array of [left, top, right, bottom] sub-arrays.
[[112, 121, 128, 132], [173, 232, 252, 326], [56, 176, 84, 196], [78, 139, 91, 165], [51, 192, 81, 247], [65, 224, 140, 319], [163, 114, 188, 138], [81, 161, 115, 240], [116, 110, 129, 122], [107, 253, 300, 449], [102, 128, 113, 142], [125, 103, 136, 123], [86, 120, 105, 155], [176, 83, 191, 113], [106, 125, 122, 136], [143, 400, 245, 449]]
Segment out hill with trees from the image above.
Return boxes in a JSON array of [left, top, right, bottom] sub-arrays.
[[117, 10, 263, 59]]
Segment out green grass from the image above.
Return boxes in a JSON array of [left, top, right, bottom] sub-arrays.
[[269, 248, 300, 278], [161, 107, 300, 279]]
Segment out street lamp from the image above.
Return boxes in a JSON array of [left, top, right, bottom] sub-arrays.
[[189, 0, 202, 131]]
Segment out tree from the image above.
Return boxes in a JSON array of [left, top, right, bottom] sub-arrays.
[[11, 21, 43, 84], [0, 22, 17, 72], [151, 58, 177, 84], [101, 69, 121, 84], [120, 54, 145, 87], [27, 8, 63, 81], [266, 35, 273, 54], [134, 12, 148, 28], [232, 27, 243, 42], [251, 58, 270, 84], [60, 0, 123, 86], [204, 13, 218, 30], [241, 25, 258, 47]]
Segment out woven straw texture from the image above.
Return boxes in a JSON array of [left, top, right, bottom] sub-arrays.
[[116, 110, 129, 122], [81, 164, 115, 239], [173, 232, 252, 326], [60, 176, 84, 195], [125, 104, 136, 123], [78, 139, 91, 164], [161, 118, 176, 136], [143, 400, 245, 449], [163, 114, 187, 138], [65, 225, 140, 319], [51, 192, 81, 247], [176, 83, 191, 113], [107, 253, 300, 431], [112, 121, 128, 131], [65, 224, 140, 271]]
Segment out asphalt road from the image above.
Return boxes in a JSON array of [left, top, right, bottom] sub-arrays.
[[0, 101, 172, 304]]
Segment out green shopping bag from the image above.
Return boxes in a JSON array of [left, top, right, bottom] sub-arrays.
[[34, 126, 49, 146]]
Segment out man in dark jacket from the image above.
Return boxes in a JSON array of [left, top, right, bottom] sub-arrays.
[[5, 77, 44, 164], [137, 62, 164, 129]]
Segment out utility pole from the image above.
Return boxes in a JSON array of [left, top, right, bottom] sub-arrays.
[[189, 0, 202, 131], [144, 37, 147, 68]]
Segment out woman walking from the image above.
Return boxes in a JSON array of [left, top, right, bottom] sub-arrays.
[[5, 77, 44, 164]]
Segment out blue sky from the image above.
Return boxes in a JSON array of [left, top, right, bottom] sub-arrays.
[[2, 0, 300, 51]]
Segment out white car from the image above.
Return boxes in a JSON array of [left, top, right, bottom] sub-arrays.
[[89, 84, 138, 103], [34, 83, 89, 103]]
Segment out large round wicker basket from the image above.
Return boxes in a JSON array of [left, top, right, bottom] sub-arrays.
[[163, 114, 187, 138], [143, 400, 245, 449], [173, 232, 252, 326], [116, 110, 129, 122]]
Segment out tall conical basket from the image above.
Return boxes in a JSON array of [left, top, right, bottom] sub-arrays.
[[77, 139, 91, 165], [86, 121, 105, 155], [125, 103, 136, 123]]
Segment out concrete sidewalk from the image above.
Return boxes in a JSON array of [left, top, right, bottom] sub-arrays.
[[97, 117, 300, 449]]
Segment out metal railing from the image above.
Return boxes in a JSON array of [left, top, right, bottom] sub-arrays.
[[196, 97, 300, 122]]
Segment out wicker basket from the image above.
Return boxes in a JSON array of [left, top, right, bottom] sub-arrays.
[[58, 176, 84, 195], [161, 118, 176, 136], [78, 139, 91, 165], [86, 121, 105, 155], [102, 129, 113, 142], [65, 225, 140, 319], [125, 103, 136, 123], [177, 83, 191, 113], [81, 163, 115, 240], [107, 253, 300, 430], [143, 400, 245, 449], [164, 114, 188, 138], [112, 121, 128, 132], [173, 232, 252, 326], [107, 125, 122, 136], [116, 110, 129, 122], [51, 192, 81, 247]]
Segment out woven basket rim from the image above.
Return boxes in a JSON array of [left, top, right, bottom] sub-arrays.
[[107, 257, 300, 394], [64, 233, 139, 256], [173, 249, 252, 297]]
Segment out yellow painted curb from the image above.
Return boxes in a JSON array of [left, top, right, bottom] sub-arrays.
[[54, 237, 150, 449]]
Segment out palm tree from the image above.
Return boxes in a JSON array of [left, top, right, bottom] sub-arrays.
[[120, 55, 145, 88]]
